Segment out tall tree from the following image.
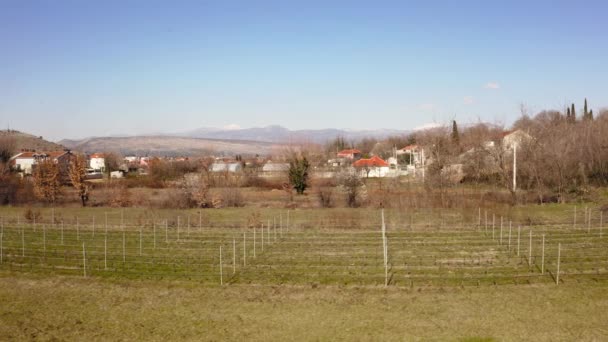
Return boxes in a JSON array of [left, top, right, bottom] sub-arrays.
[[584, 98, 589, 119], [571, 103, 576, 122], [69, 155, 90, 207], [288, 155, 310, 195], [566, 107, 571, 121], [451, 120, 460, 146], [32, 159, 61, 203]]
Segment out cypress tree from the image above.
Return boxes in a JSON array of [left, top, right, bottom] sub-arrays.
[[584, 98, 588, 119], [589, 109, 594, 120], [571, 103, 576, 122], [451, 120, 460, 146], [567, 107, 571, 121]]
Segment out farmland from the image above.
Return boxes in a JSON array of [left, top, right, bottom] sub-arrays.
[[1, 205, 608, 340], [0, 205, 607, 286]]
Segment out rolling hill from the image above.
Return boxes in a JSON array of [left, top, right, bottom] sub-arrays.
[[59, 135, 283, 156]]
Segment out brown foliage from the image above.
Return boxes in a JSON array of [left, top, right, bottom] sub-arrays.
[[32, 159, 61, 203]]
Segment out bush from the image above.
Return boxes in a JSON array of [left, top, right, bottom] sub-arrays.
[[219, 188, 245, 207], [317, 188, 334, 208]]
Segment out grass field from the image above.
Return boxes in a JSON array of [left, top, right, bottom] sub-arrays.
[[1, 205, 607, 340]]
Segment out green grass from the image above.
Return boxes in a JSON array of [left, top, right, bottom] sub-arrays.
[[0, 273, 607, 341], [1, 204, 608, 340]]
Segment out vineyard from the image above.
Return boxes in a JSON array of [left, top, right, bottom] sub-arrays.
[[0, 206, 607, 287]]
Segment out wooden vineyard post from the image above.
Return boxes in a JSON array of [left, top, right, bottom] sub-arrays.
[[243, 232, 247, 267], [492, 214, 495, 240], [500, 216, 503, 245], [588, 207, 591, 234], [220, 246, 223, 285], [273, 217, 277, 242], [165, 220, 168, 243], [82, 242, 87, 277], [105, 212, 108, 235], [21, 225, 25, 257], [267, 220, 271, 244], [177, 216, 180, 241], [508, 221, 512, 251], [261, 224, 264, 252], [253, 228, 256, 258], [601, 211, 604, 238], [478, 207, 481, 227], [43, 224, 46, 258], [517, 226, 521, 257], [122, 229, 126, 263], [529, 230, 532, 268], [139, 227, 142, 256], [556, 243, 561, 285], [573, 206, 577, 230], [541, 234, 545, 274], [485, 210, 488, 234], [104, 233, 108, 270], [382, 209, 388, 287], [233, 238, 236, 274], [153, 222, 156, 249]]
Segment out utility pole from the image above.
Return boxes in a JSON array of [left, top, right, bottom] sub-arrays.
[[512, 143, 517, 192]]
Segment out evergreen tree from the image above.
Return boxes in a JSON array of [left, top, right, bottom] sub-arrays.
[[288, 155, 310, 195], [589, 109, 594, 120], [451, 120, 460, 146], [571, 103, 576, 123], [584, 98, 588, 119], [566, 107, 571, 121]]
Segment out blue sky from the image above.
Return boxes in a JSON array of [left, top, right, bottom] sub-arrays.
[[1, 0, 607, 141]]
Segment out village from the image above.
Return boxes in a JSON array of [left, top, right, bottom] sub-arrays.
[[7, 129, 531, 185]]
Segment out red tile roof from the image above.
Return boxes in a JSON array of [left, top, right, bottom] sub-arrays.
[[338, 149, 361, 155], [400, 144, 418, 151], [353, 156, 389, 167], [90, 153, 105, 158]]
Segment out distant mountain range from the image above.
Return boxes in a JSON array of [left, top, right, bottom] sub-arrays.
[[177, 125, 410, 143], [57, 125, 411, 156]]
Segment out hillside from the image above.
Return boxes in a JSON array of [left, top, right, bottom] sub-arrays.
[[59, 135, 282, 156], [181, 125, 410, 143], [0, 130, 65, 154]]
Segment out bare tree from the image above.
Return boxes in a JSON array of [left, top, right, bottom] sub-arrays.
[[33, 159, 61, 204], [69, 155, 90, 206]]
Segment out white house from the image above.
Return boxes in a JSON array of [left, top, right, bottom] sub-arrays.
[[10, 152, 37, 174], [262, 162, 289, 173], [89, 153, 105, 172], [397, 144, 422, 165], [353, 156, 390, 178], [210, 162, 242, 172], [502, 130, 532, 150]]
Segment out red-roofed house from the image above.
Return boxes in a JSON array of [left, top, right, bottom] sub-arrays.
[[89, 153, 106, 171], [10, 150, 75, 182], [337, 149, 361, 160], [353, 156, 390, 178]]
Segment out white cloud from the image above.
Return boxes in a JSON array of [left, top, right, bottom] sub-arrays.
[[223, 124, 241, 130], [463, 96, 474, 105], [484, 82, 500, 89]]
